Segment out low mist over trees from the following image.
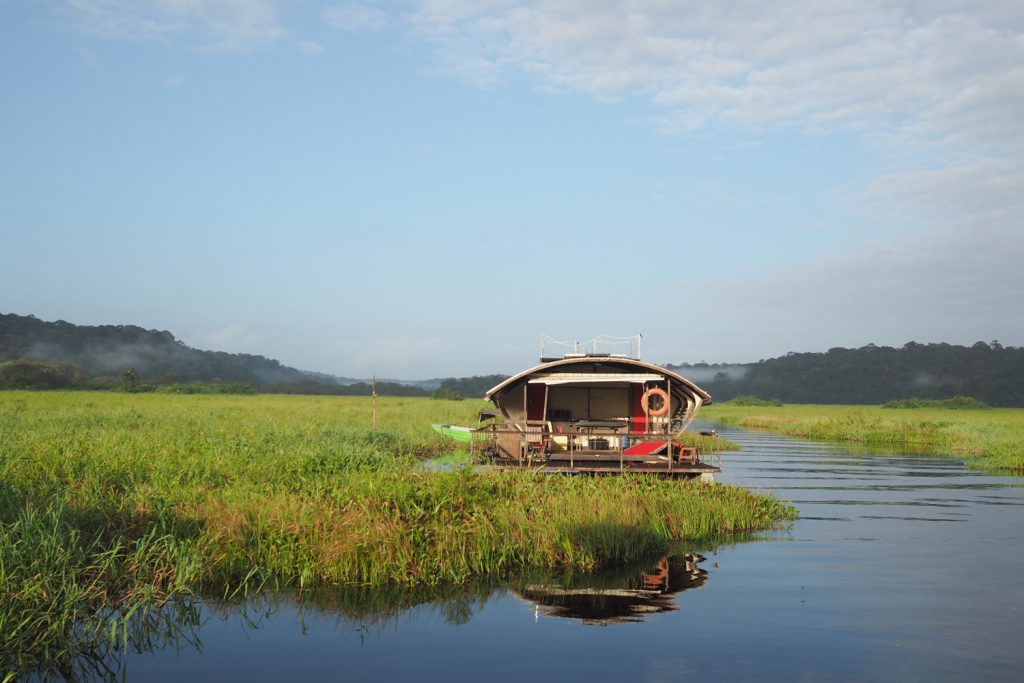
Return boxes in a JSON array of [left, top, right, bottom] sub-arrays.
[[0, 359, 81, 390], [436, 375, 509, 399], [4, 315, 1022, 405], [0, 313, 307, 385], [668, 341, 1024, 407]]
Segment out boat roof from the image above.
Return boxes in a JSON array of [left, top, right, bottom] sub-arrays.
[[484, 356, 711, 402]]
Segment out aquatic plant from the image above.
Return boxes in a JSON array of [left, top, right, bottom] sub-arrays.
[[0, 391, 794, 676], [728, 395, 784, 407], [704, 403, 1024, 474], [0, 500, 200, 677], [882, 395, 989, 409]]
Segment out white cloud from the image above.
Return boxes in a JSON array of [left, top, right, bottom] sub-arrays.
[[323, 3, 389, 32], [410, 2, 1023, 147], [410, 1, 1024, 348], [60, 0, 286, 50], [297, 39, 324, 55]]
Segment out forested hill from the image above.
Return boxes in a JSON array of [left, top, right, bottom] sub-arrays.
[[0, 313, 469, 397], [5, 314, 1022, 405], [668, 342, 1024, 407], [0, 313, 309, 385]]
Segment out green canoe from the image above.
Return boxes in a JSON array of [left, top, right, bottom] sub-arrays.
[[431, 424, 475, 443]]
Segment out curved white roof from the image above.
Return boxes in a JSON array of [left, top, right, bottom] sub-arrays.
[[485, 356, 711, 403]]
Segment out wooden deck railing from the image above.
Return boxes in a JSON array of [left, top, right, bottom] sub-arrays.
[[472, 425, 721, 471]]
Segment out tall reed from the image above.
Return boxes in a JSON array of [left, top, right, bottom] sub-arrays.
[[0, 391, 794, 675], [0, 500, 200, 676], [704, 403, 1024, 474]]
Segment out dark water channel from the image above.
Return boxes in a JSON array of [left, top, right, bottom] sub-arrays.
[[102, 422, 1024, 680]]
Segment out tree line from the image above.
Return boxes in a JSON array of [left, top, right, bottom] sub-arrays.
[[0, 314, 502, 398], [668, 341, 1024, 407], [5, 315, 1022, 405]]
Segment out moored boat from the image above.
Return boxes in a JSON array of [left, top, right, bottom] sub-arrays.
[[430, 423, 474, 443], [441, 335, 720, 478]]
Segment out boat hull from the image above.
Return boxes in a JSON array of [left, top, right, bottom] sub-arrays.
[[431, 424, 474, 443]]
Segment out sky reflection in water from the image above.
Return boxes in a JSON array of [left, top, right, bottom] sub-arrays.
[[101, 422, 1024, 681]]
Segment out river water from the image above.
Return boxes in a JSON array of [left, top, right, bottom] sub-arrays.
[[109, 421, 1024, 681]]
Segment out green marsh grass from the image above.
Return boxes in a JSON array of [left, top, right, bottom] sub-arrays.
[[704, 402, 1024, 474], [1, 391, 793, 674]]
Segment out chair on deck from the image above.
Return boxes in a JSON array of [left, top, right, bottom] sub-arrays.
[[673, 443, 698, 465], [522, 421, 552, 459]]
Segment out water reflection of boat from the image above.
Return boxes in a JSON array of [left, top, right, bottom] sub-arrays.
[[514, 554, 708, 625]]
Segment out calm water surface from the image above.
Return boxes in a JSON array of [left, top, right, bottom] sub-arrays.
[[114, 422, 1024, 681]]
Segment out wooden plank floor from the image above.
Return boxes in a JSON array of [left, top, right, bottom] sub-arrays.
[[490, 461, 720, 478]]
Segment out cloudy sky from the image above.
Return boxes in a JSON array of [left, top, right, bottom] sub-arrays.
[[2, 1, 1021, 377]]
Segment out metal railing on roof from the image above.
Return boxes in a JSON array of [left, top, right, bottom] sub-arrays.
[[539, 334, 641, 361]]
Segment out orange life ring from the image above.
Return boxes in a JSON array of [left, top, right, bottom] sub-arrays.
[[641, 387, 670, 417]]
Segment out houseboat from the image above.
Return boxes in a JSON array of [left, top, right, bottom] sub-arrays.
[[473, 336, 720, 478]]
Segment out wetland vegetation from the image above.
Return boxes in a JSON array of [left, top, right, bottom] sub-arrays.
[[704, 402, 1024, 474], [0, 391, 793, 676]]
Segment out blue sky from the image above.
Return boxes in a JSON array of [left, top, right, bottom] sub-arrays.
[[2, 2, 1022, 377]]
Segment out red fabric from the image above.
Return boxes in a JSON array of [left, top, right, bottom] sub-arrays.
[[631, 384, 647, 433], [527, 384, 546, 421], [623, 440, 667, 456]]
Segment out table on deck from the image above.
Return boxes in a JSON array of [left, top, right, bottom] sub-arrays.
[[571, 420, 627, 434]]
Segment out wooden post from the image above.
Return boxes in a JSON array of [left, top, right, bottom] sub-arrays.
[[619, 430, 624, 471], [667, 378, 673, 473], [570, 424, 574, 469], [542, 385, 549, 425], [522, 384, 528, 466], [618, 424, 624, 468], [666, 378, 672, 436], [541, 384, 550, 467], [372, 374, 377, 430], [644, 382, 650, 434], [522, 384, 527, 427]]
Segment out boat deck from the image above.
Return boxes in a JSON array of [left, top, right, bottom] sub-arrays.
[[490, 460, 720, 478]]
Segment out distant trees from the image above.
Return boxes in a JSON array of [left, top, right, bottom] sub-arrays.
[[435, 375, 508, 399], [1, 313, 444, 397], [119, 368, 139, 392], [157, 382, 257, 395], [6, 313, 1024, 406], [668, 341, 1024, 407], [729, 396, 784, 407], [257, 380, 429, 397], [0, 313, 310, 386], [882, 396, 989, 409], [0, 360, 81, 389], [431, 388, 464, 401]]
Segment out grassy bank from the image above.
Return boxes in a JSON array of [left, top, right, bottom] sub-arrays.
[[1, 391, 793, 673], [703, 403, 1024, 474]]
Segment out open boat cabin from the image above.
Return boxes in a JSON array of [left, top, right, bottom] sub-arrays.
[[478, 337, 720, 477]]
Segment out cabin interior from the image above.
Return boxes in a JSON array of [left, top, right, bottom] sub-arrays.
[[522, 381, 675, 438], [486, 372, 700, 461], [478, 343, 714, 471]]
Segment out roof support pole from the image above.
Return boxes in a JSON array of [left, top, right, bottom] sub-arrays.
[[522, 384, 528, 466], [667, 377, 673, 473], [522, 383, 527, 431], [644, 382, 650, 434]]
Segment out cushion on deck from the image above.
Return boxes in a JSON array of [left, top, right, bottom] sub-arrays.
[[622, 441, 668, 456]]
